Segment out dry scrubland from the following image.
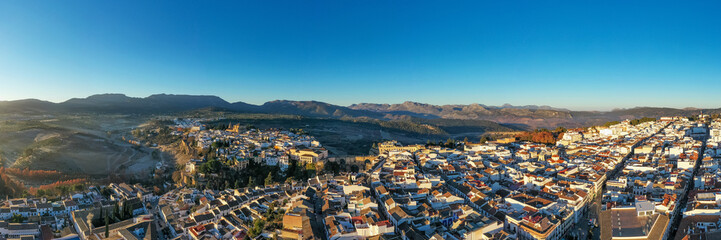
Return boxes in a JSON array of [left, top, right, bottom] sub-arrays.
[[0, 115, 162, 179]]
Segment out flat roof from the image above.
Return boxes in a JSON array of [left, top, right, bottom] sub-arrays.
[[610, 208, 657, 237], [601, 208, 669, 240], [635, 201, 655, 212]]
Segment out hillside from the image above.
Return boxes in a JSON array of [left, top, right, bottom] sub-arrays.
[[195, 111, 518, 155], [0, 116, 162, 177], [0, 99, 57, 114]]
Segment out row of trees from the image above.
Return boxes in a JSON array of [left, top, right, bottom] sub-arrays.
[[515, 128, 566, 145], [630, 117, 656, 126], [196, 159, 224, 175], [0, 169, 25, 197], [603, 117, 656, 127], [211, 140, 232, 149], [323, 160, 360, 175], [288, 128, 306, 135], [0, 167, 88, 198], [425, 138, 462, 148], [28, 179, 86, 196], [603, 121, 621, 127], [92, 200, 136, 231], [1, 167, 63, 181]]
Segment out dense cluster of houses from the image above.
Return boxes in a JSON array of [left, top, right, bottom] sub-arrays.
[[156, 184, 303, 240], [333, 117, 711, 240], [279, 118, 661, 240], [0, 183, 156, 240], [4, 116, 720, 240], [383, 119, 671, 240], [169, 116, 717, 240], [179, 123, 328, 173], [670, 118, 721, 240], [598, 118, 707, 240]]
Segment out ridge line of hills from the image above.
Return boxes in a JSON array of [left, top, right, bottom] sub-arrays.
[[0, 93, 718, 128]]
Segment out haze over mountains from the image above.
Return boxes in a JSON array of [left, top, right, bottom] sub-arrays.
[[0, 94, 717, 129]]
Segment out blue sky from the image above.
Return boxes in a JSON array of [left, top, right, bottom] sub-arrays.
[[1, 1, 720, 111]]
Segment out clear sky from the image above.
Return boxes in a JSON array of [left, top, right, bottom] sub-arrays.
[[1, 1, 720, 111]]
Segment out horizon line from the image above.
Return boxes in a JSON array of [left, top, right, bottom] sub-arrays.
[[0, 93, 716, 113]]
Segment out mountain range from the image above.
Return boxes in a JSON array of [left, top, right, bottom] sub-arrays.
[[1, 94, 717, 129]]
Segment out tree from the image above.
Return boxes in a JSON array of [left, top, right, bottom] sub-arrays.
[[531, 131, 555, 144], [120, 200, 128, 220], [113, 202, 120, 220], [445, 138, 455, 148], [58, 186, 69, 196], [9, 214, 26, 223], [100, 187, 113, 198], [603, 121, 620, 127], [125, 201, 134, 218], [305, 163, 316, 171], [305, 163, 317, 177], [515, 129, 557, 145], [172, 171, 183, 184], [323, 161, 341, 175], [630, 117, 656, 126], [198, 159, 222, 174], [265, 172, 274, 186], [249, 219, 266, 237], [99, 207, 105, 223], [105, 210, 110, 238], [248, 176, 255, 187], [364, 159, 373, 170]]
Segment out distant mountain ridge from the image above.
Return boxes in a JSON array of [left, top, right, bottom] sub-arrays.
[[0, 94, 259, 114], [349, 101, 572, 119], [0, 94, 718, 128], [61, 93, 243, 113], [260, 100, 385, 118]]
